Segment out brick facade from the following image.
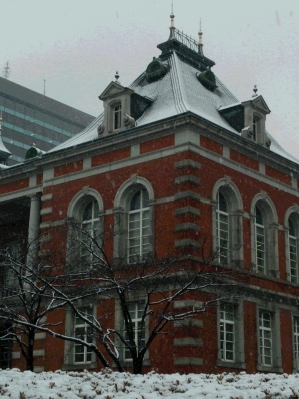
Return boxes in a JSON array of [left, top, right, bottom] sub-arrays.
[[1, 28, 299, 374]]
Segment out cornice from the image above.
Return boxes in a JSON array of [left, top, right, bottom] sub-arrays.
[[0, 111, 298, 185]]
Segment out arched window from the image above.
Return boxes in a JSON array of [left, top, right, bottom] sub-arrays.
[[113, 176, 154, 263], [216, 191, 229, 264], [128, 189, 150, 263], [114, 104, 121, 130], [254, 206, 266, 273], [251, 195, 278, 276], [287, 214, 299, 283], [67, 189, 103, 271], [212, 179, 243, 267], [80, 200, 100, 263]]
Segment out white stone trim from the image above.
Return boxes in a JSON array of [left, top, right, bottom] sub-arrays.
[[67, 188, 104, 218]]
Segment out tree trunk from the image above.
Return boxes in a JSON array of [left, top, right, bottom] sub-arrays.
[[133, 356, 144, 374], [26, 331, 35, 371]]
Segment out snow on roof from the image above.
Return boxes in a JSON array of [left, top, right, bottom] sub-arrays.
[[48, 48, 299, 165], [50, 52, 239, 153]]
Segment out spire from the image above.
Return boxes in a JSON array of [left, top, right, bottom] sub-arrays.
[[198, 19, 204, 56], [169, 0, 175, 39]]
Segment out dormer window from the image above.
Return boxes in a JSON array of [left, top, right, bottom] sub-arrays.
[[239, 90, 271, 148], [114, 104, 121, 130]]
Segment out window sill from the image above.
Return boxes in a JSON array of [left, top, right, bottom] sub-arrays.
[[62, 362, 97, 371], [113, 359, 151, 368], [257, 365, 283, 373], [217, 360, 246, 370]]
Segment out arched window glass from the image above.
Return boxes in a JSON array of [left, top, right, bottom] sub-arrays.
[[128, 189, 150, 263], [255, 206, 266, 273], [81, 200, 100, 264], [288, 217, 299, 283], [216, 191, 229, 264], [114, 104, 121, 130]]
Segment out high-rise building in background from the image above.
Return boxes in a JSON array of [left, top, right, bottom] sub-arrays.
[[0, 76, 95, 165]]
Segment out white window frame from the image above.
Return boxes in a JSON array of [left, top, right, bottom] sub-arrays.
[[80, 200, 100, 264], [123, 302, 146, 361], [289, 231, 298, 283], [67, 189, 103, 273], [293, 316, 299, 371], [254, 207, 266, 274], [257, 306, 282, 372], [216, 191, 230, 264], [252, 113, 262, 143], [73, 308, 94, 365], [217, 301, 245, 369], [113, 104, 121, 130], [286, 213, 299, 284], [219, 303, 235, 362], [258, 310, 272, 366], [128, 189, 150, 263], [113, 177, 155, 263], [250, 195, 278, 277], [212, 179, 243, 268]]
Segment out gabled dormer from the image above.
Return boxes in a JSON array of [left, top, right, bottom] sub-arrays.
[[241, 88, 271, 148], [98, 78, 135, 136]]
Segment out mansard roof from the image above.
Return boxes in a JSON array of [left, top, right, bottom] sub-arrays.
[[49, 30, 297, 164]]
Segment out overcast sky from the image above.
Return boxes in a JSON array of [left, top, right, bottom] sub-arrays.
[[0, 0, 298, 158]]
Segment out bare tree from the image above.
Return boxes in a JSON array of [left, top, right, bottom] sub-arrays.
[[0, 224, 240, 374], [0, 232, 107, 371]]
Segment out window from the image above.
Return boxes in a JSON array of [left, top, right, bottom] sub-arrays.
[[80, 200, 100, 264], [217, 302, 245, 368], [251, 196, 278, 276], [259, 311, 272, 366], [114, 104, 121, 130], [0, 324, 12, 369], [128, 189, 150, 263], [255, 206, 266, 274], [257, 307, 282, 372], [294, 316, 299, 370], [0, 344, 11, 368], [67, 189, 103, 272], [216, 192, 229, 264], [212, 180, 243, 267], [288, 217, 299, 283], [73, 308, 93, 364], [124, 303, 145, 361], [252, 117, 257, 141], [219, 303, 235, 361], [113, 176, 154, 262]]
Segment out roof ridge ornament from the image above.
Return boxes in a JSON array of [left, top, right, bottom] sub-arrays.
[[169, 0, 175, 39], [198, 18, 204, 56], [252, 84, 258, 97], [115, 71, 120, 84]]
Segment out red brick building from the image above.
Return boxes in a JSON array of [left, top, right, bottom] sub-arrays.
[[1, 23, 299, 374]]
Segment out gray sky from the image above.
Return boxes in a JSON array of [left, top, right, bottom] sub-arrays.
[[0, 0, 298, 158]]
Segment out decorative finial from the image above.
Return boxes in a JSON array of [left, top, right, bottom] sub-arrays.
[[198, 18, 204, 55], [252, 84, 258, 97], [169, 0, 175, 39], [0, 111, 2, 135], [115, 71, 120, 83]]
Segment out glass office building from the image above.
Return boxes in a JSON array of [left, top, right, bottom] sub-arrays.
[[0, 77, 94, 165]]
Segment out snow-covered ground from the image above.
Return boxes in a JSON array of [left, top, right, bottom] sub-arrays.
[[0, 369, 299, 398]]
